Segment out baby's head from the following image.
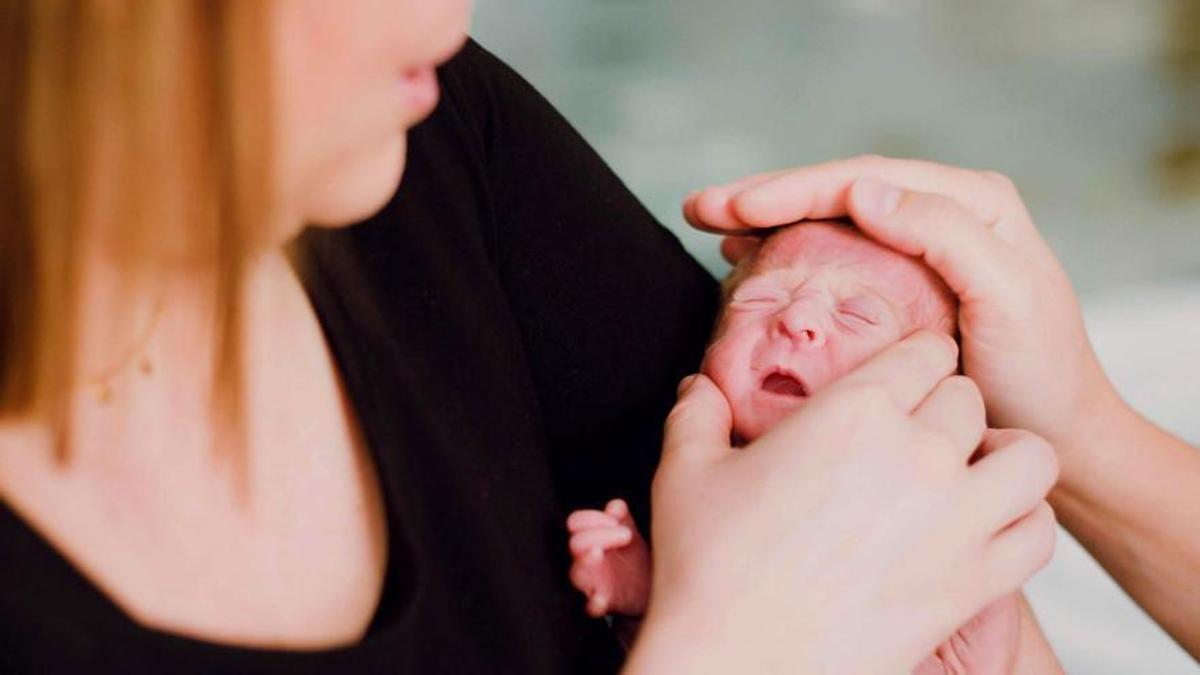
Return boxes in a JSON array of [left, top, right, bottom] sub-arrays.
[[700, 220, 957, 443]]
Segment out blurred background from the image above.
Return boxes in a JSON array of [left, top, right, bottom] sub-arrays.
[[473, 0, 1199, 672]]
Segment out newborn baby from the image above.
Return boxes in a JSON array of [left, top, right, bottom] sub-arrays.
[[566, 219, 956, 620]]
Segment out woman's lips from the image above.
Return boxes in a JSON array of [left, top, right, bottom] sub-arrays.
[[761, 372, 808, 398], [399, 32, 467, 121]]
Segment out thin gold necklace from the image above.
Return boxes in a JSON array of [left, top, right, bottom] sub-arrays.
[[87, 298, 165, 404]]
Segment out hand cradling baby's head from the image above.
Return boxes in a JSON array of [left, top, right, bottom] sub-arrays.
[[700, 220, 957, 443]]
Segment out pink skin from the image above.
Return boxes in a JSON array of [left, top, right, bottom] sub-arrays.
[[701, 220, 955, 442], [568, 223, 1018, 672], [566, 499, 651, 619], [569, 221, 956, 616]]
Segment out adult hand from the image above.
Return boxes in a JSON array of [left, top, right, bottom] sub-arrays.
[[913, 588, 1020, 675], [682, 156, 1116, 460], [624, 331, 1058, 675]]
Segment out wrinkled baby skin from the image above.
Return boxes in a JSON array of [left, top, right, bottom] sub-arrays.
[[567, 221, 958, 624], [701, 220, 957, 443]]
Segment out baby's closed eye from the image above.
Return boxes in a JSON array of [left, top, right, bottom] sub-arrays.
[[730, 286, 789, 311], [836, 297, 887, 326]]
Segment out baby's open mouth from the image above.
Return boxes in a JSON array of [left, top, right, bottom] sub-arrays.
[[761, 371, 808, 398]]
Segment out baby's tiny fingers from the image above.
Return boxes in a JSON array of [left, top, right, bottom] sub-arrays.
[[605, 499, 640, 530], [586, 592, 610, 618], [569, 560, 599, 593], [587, 547, 604, 564], [569, 526, 634, 556], [566, 509, 618, 532], [605, 499, 629, 519]]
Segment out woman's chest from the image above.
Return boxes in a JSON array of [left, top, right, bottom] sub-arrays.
[[0, 264, 389, 651]]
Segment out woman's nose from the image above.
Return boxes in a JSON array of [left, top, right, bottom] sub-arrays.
[[774, 302, 827, 349]]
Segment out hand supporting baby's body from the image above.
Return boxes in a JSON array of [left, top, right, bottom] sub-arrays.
[[568, 499, 1023, 674], [568, 221, 1053, 673]]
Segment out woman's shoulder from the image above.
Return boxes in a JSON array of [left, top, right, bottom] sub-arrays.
[[437, 38, 540, 114]]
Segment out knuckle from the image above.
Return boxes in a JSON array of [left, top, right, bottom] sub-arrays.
[[1029, 504, 1058, 569], [1020, 435, 1060, 490], [843, 382, 895, 411], [942, 374, 982, 405], [982, 428, 1022, 458], [1040, 441, 1061, 484], [995, 504, 1058, 587], [979, 170, 1018, 195], [907, 331, 959, 375], [936, 330, 962, 359]]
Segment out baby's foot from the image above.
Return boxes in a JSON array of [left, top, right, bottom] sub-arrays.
[[566, 499, 652, 617]]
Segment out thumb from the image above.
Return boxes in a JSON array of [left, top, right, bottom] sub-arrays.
[[847, 177, 1020, 303], [662, 374, 735, 466]]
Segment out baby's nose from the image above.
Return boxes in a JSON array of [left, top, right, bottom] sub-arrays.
[[775, 303, 827, 349]]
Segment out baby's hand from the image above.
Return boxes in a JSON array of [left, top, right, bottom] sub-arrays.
[[566, 499, 651, 618]]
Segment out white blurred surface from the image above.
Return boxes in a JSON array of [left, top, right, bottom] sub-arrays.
[[474, 0, 1200, 293], [1024, 283, 1199, 674]]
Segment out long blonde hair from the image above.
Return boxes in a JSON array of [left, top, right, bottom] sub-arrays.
[[0, 1, 272, 457]]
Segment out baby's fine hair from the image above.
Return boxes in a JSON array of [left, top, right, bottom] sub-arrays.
[[718, 219, 857, 304], [715, 220, 958, 336]]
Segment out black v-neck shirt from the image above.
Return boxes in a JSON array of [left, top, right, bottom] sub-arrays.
[[0, 40, 718, 673]]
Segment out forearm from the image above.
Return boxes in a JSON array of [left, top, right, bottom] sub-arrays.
[[1048, 390, 1200, 659], [1011, 594, 1062, 674]]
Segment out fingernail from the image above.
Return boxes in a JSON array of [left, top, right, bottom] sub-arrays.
[[677, 374, 698, 396], [854, 177, 901, 218]]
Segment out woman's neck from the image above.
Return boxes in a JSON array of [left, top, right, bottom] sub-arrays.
[[76, 252, 220, 397], [67, 243, 304, 461]]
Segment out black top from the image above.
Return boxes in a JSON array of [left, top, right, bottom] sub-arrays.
[[0, 40, 718, 673]]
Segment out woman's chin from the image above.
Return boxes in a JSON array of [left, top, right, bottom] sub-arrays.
[[302, 135, 408, 228]]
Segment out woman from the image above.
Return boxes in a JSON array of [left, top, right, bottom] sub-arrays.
[[0, 2, 1057, 673], [687, 156, 1200, 663]]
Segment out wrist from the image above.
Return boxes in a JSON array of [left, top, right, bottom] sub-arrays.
[[1041, 366, 1128, 480], [1046, 382, 1141, 503]]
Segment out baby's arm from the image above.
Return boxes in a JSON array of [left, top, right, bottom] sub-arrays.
[[566, 499, 652, 620]]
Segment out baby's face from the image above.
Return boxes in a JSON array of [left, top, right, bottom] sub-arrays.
[[701, 221, 956, 443]]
